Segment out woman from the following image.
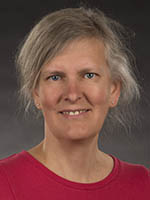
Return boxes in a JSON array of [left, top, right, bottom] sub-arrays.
[[0, 7, 150, 199]]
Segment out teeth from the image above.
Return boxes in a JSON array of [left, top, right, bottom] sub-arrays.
[[62, 110, 87, 115]]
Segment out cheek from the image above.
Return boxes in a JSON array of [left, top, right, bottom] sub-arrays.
[[38, 86, 61, 109], [88, 85, 110, 105]]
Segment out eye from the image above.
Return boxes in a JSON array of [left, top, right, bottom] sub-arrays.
[[47, 75, 61, 81], [84, 73, 96, 79]]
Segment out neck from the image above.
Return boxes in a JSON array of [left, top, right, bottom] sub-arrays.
[[29, 130, 113, 183]]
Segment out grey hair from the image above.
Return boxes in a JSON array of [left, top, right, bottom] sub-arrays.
[[16, 7, 140, 134]]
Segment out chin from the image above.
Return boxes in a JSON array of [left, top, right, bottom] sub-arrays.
[[62, 130, 98, 142]]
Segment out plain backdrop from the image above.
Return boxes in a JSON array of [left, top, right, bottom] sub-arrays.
[[0, 0, 150, 167]]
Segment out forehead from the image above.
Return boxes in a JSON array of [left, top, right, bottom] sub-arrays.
[[42, 37, 108, 72]]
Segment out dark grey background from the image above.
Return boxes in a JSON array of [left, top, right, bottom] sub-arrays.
[[0, 0, 150, 167]]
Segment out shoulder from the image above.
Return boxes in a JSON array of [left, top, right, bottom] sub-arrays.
[[0, 151, 28, 178], [118, 158, 150, 180], [0, 152, 24, 171], [115, 157, 150, 192]]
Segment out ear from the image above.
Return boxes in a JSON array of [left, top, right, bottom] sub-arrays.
[[32, 88, 41, 110], [109, 80, 121, 108]]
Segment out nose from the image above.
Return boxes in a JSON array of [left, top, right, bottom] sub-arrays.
[[63, 79, 82, 103]]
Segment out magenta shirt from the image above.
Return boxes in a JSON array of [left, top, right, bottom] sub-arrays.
[[0, 151, 150, 199]]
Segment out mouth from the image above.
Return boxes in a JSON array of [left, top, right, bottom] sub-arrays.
[[59, 109, 91, 118]]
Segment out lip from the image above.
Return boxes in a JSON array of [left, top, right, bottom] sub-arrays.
[[59, 109, 91, 119], [59, 109, 91, 113]]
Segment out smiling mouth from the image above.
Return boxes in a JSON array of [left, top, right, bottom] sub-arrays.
[[59, 109, 91, 116]]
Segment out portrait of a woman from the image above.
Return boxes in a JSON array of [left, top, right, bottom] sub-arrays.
[[0, 6, 150, 199]]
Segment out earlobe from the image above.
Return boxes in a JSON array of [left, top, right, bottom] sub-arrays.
[[35, 103, 41, 109]]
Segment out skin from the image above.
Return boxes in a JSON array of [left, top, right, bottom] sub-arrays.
[[29, 37, 120, 183]]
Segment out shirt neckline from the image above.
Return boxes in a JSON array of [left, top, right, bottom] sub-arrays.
[[20, 150, 120, 190]]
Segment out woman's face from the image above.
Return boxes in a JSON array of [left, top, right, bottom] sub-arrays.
[[33, 38, 120, 141]]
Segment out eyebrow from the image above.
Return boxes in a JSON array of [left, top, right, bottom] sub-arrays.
[[42, 67, 100, 76]]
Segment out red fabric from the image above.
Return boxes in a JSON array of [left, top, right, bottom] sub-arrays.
[[0, 151, 150, 199]]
